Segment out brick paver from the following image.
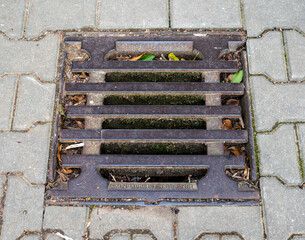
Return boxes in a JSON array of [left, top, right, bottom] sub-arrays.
[[0, 0, 26, 38], [250, 76, 305, 131], [26, 0, 96, 37], [257, 125, 302, 184], [244, 0, 305, 37], [284, 30, 305, 81], [247, 31, 287, 81], [0, 75, 16, 130], [90, 207, 175, 240], [0, 124, 51, 184], [1, 177, 44, 240], [13, 75, 55, 130], [171, 0, 242, 29], [260, 177, 305, 240], [177, 206, 263, 240], [43, 206, 88, 240], [99, 0, 168, 29], [0, 34, 59, 81]]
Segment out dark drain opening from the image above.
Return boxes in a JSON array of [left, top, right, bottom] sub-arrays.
[[48, 32, 259, 204], [100, 167, 208, 183]]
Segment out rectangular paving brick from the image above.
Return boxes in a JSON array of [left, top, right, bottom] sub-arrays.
[[177, 206, 263, 240], [244, 0, 305, 37], [250, 76, 305, 131], [0, 124, 51, 184], [257, 125, 302, 185], [171, 0, 242, 29], [297, 124, 305, 181], [0, 75, 16, 130], [99, 0, 168, 29], [284, 30, 305, 81], [0, 34, 59, 81], [260, 177, 305, 240], [90, 206, 175, 240], [13, 75, 55, 130], [43, 206, 88, 239], [26, 0, 96, 37], [247, 31, 287, 81], [0, 0, 26, 38], [1, 177, 44, 240]]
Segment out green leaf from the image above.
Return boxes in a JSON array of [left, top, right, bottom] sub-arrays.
[[231, 70, 243, 83], [139, 54, 155, 61], [168, 53, 179, 61]]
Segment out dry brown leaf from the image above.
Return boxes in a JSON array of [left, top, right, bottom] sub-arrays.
[[244, 164, 250, 180], [62, 168, 73, 174], [71, 95, 85, 104], [76, 120, 85, 129], [129, 47, 155, 61], [221, 119, 233, 130], [80, 72, 87, 79], [232, 149, 242, 155], [57, 144, 63, 163], [57, 170, 67, 182], [225, 99, 240, 106]]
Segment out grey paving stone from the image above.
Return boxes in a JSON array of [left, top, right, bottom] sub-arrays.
[[45, 235, 61, 240], [0, 75, 16, 130], [250, 76, 305, 131], [177, 206, 263, 240], [297, 124, 305, 180], [222, 237, 241, 240], [0, 124, 51, 183], [99, 0, 168, 29], [244, 0, 305, 37], [284, 30, 305, 81], [90, 207, 175, 240], [22, 235, 41, 240], [1, 177, 44, 240], [257, 125, 302, 185], [0, 34, 59, 81], [111, 234, 131, 240], [291, 237, 305, 240], [26, 0, 96, 37], [13, 75, 55, 130], [198, 236, 219, 240], [260, 177, 305, 240], [171, 0, 242, 29], [0, 0, 26, 38], [43, 206, 88, 240], [133, 235, 152, 240], [247, 31, 287, 81]]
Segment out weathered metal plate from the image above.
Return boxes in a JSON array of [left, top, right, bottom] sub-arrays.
[[60, 129, 248, 143], [108, 182, 198, 191], [64, 82, 244, 95], [67, 105, 241, 118]]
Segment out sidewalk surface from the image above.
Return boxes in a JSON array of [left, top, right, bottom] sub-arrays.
[[0, 0, 305, 239]]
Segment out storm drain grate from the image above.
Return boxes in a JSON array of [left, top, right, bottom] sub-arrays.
[[47, 32, 259, 204]]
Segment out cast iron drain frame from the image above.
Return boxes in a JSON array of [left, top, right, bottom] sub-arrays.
[[47, 32, 259, 205]]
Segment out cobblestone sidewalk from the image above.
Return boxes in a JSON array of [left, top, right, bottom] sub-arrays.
[[0, 0, 305, 239]]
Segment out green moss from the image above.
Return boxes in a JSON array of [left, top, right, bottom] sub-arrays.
[[102, 118, 206, 129], [105, 72, 203, 82], [104, 95, 205, 105], [100, 142, 206, 155]]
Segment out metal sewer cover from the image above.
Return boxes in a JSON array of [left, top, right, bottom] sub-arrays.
[[46, 32, 259, 205]]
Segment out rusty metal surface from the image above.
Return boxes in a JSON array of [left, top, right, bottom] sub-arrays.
[[49, 32, 259, 204], [50, 155, 258, 201], [65, 82, 244, 95], [67, 105, 241, 118], [60, 129, 248, 143], [65, 34, 244, 72]]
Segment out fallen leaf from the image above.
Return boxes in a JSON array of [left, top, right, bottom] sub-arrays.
[[71, 95, 85, 104], [231, 70, 243, 83], [221, 119, 233, 130], [129, 47, 155, 61], [139, 54, 155, 61], [168, 53, 179, 61], [232, 148, 242, 155], [57, 144, 63, 163], [244, 164, 250, 180], [79, 72, 87, 79], [65, 142, 84, 150], [76, 120, 85, 129], [57, 104, 66, 116], [57, 170, 67, 182], [62, 168, 73, 174], [225, 99, 240, 106]]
